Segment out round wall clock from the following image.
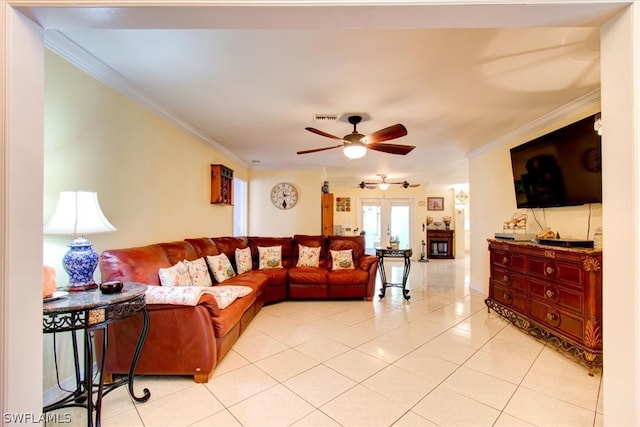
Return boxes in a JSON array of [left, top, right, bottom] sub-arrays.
[[271, 182, 298, 210]]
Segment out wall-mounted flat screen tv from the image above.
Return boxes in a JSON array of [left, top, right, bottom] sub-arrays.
[[510, 113, 602, 209]]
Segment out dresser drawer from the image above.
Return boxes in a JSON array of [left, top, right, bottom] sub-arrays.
[[529, 278, 584, 315], [491, 284, 528, 314], [491, 250, 527, 272], [492, 266, 527, 292], [529, 299, 584, 344], [528, 257, 584, 289]]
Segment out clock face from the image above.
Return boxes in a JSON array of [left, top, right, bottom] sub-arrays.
[[271, 183, 298, 210]]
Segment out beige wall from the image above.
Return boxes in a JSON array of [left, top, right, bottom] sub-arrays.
[[248, 169, 324, 236], [42, 51, 249, 392], [43, 50, 248, 283]]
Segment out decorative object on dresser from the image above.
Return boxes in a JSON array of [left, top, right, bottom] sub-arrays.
[[210, 164, 233, 204], [485, 239, 602, 374], [442, 216, 452, 230], [43, 191, 117, 291]]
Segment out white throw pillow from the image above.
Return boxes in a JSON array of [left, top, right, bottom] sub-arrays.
[[206, 253, 236, 283], [258, 245, 283, 269], [296, 244, 321, 268], [330, 249, 355, 270], [235, 247, 253, 274], [182, 258, 213, 287], [158, 261, 193, 287]]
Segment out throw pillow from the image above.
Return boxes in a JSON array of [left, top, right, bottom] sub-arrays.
[[296, 244, 321, 268], [208, 285, 253, 309], [182, 258, 213, 287], [206, 254, 236, 283], [158, 261, 193, 287], [258, 245, 283, 269], [330, 249, 355, 270], [235, 247, 253, 274]]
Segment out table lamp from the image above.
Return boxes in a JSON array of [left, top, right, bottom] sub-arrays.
[[44, 191, 117, 291]]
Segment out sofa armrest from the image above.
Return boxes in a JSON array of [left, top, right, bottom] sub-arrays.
[[98, 304, 217, 382], [359, 255, 379, 301], [358, 254, 378, 271]]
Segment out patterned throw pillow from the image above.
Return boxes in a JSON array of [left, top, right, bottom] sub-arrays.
[[235, 247, 252, 274], [209, 285, 253, 309], [206, 254, 236, 283], [182, 258, 213, 287], [158, 261, 193, 287], [258, 246, 282, 269], [330, 249, 355, 270], [296, 244, 321, 268]]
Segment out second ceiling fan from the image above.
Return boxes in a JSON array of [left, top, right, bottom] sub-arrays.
[[298, 115, 415, 159]]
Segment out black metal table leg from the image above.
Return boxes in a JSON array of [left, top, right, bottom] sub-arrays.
[[128, 306, 151, 402]]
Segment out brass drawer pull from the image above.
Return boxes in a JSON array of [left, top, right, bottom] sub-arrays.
[[503, 275, 510, 283], [502, 257, 509, 265], [545, 266, 555, 275], [545, 289, 555, 298], [546, 312, 557, 322], [503, 292, 512, 302]]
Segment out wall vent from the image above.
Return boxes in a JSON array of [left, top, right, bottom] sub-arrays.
[[313, 113, 338, 122]]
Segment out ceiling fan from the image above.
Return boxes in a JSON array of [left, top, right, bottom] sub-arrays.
[[358, 174, 420, 190], [298, 115, 415, 159]]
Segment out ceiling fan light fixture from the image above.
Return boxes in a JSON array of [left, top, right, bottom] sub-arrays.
[[343, 143, 367, 159], [378, 182, 390, 191]]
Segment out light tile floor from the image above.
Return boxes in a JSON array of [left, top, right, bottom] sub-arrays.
[[49, 257, 604, 426]]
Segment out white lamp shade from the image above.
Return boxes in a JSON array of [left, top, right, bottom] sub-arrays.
[[343, 143, 367, 159], [378, 182, 390, 191], [44, 191, 117, 235]]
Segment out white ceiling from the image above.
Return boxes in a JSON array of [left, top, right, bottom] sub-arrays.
[[21, 2, 624, 187]]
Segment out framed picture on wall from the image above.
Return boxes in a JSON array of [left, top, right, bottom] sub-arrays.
[[427, 197, 444, 211]]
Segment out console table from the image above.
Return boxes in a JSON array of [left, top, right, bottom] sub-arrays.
[[376, 248, 412, 300], [43, 283, 151, 426]]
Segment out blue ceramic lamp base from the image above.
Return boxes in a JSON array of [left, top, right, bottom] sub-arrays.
[[63, 237, 99, 292]]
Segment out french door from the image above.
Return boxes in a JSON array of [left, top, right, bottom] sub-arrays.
[[360, 198, 414, 253]]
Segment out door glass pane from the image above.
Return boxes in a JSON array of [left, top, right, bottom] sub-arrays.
[[390, 205, 410, 249], [362, 204, 381, 252]]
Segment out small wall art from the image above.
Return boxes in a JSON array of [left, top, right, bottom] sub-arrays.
[[336, 197, 351, 212], [427, 197, 444, 211]]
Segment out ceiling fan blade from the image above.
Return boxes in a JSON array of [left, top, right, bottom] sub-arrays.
[[362, 124, 407, 144], [297, 144, 344, 155], [367, 142, 416, 155], [305, 127, 344, 141]]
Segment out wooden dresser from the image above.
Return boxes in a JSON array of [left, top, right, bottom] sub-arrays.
[[486, 239, 602, 373]]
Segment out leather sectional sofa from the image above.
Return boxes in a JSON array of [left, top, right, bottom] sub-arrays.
[[98, 234, 378, 383]]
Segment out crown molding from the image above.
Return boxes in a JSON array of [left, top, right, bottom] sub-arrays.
[[466, 89, 601, 159], [44, 30, 248, 168]]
